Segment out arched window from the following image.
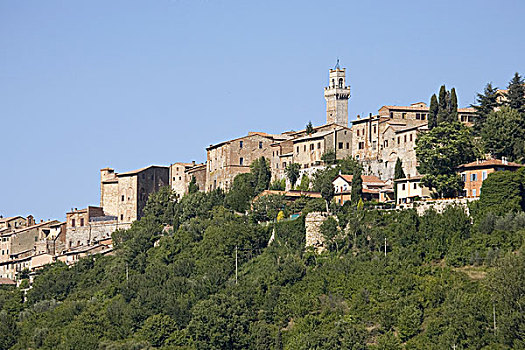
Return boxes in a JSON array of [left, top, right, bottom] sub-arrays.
[[331, 79, 335, 87], [338, 78, 343, 88]]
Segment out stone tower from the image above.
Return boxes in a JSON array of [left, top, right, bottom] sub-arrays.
[[324, 62, 350, 126]]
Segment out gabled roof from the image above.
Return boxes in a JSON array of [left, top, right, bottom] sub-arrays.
[[334, 174, 385, 185], [292, 130, 334, 143], [458, 159, 523, 170], [117, 165, 169, 177], [0, 216, 24, 223], [206, 132, 287, 151]]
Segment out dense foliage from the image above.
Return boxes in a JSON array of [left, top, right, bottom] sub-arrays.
[[2, 172, 525, 349]]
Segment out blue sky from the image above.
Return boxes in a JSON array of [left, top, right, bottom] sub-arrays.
[[1, 0, 524, 220]]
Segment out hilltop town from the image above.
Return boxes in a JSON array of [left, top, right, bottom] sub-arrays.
[[1, 64, 523, 283]]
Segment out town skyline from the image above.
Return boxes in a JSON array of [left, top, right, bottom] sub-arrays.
[[2, 0, 525, 220]]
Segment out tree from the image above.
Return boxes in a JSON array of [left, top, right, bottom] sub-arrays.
[[437, 85, 449, 125], [428, 94, 439, 129], [319, 174, 335, 212], [321, 150, 337, 165], [285, 163, 301, 189], [449, 87, 458, 123], [188, 175, 199, 194], [505, 72, 525, 113], [394, 158, 406, 203], [251, 157, 271, 195], [481, 106, 525, 162], [477, 168, 525, 216], [139, 314, 177, 347], [435, 85, 459, 125], [305, 121, 315, 134], [296, 174, 310, 191], [224, 173, 255, 213], [472, 82, 500, 133], [416, 122, 477, 197], [351, 167, 363, 205], [269, 178, 285, 191]]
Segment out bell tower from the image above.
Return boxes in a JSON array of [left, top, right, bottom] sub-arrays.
[[324, 60, 350, 126]]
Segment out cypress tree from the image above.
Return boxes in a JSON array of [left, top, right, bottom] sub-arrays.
[[506, 72, 525, 113], [472, 82, 500, 134], [449, 88, 458, 123], [428, 94, 439, 129], [394, 158, 406, 203], [351, 167, 363, 205], [437, 85, 448, 125]]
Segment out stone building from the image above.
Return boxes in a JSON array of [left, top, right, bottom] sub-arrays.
[[65, 206, 130, 249], [332, 174, 389, 204], [186, 163, 207, 193], [0, 215, 34, 231], [394, 175, 431, 206], [169, 161, 206, 198], [206, 132, 288, 191], [100, 165, 169, 223], [457, 158, 523, 198], [324, 63, 351, 126]]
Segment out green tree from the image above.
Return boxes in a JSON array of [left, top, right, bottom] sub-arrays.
[[285, 163, 301, 189], [449, 87, 458, 123], [505, 72, 525, 113], [305, 121, 315, 134], [481, 106, 525, 162], [321, 150, 337, 165], [394, 158, 406, 203], [251, 157, 271, 195], [435, 85, 459, 125], [477, 168, 525, 216], [188, 175, 199, 194], [224, 173, 255, 213], [351, 167, 363, 205], [320, 174, 335, 212], [428, 94, 439, 129], [416, 122, 477, 197], [0, 310, 18, 350], [269, 178, 286, 191], [139, 314, 177, 347], [437, 85, 449, 125], [296, 174, 310, 191], [472, 82, 500, 134]]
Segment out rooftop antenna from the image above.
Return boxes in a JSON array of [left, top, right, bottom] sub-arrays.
[[334, 58, 340, 70]]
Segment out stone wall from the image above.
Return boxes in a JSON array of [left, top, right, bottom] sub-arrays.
[[305, 212, 330, 253], [66, 221, 131, 249], [410, 197, 479, 216]]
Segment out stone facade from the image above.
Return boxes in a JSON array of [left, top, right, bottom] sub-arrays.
[[186, 163, 207, 193], [169, 162, 204, 198], [100, 165, 169, 222], [66, 206, 130, 249], [324, 67, 350, 126], [305, 212, 330, 253], [206, 132, 288, 191]]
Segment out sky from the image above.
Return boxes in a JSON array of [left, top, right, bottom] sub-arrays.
[[1, 0, 524, 220]]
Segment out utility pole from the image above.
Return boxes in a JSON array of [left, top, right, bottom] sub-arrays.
[[235, 245, 238, 285], [493, 302, 497, 333], [384, 237, 387, 257]]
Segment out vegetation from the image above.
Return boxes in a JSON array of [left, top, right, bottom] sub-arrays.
[[285, 163, 301, 189], [393, 158, 405, 203]]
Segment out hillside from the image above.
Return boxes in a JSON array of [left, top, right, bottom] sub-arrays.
[[1, 185, 524, 349]]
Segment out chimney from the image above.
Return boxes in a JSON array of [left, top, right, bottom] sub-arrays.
[[192, 161, 196, 166]]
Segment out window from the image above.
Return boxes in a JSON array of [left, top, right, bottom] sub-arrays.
[[422, 114, 426, 120], [338, 142, 343, 149], [121, 195, 125, 202], [310, 144, 314, 151], [358, 142, 365, 149], [404, 135, 407, 143], [482, 171, 488, 180], [416, 113, 421, 120], [413, 183, 417, 190], [472, 189, 477, 197], [317, 142, 321, 149], [346, 142, 350, 149], [461, 174, 466, 182], [338, 78, 343, 88], [471, 173, 477, 181], [296, 146, 299, 153], [384, 140, 389, 147], [80, 218, 84, 227], [240, 157, 244, 166], [120, 214, 123, 221], [390, 112, 393, 118], [410, 134, 413, 142], [259, 141, 263, 149], [283, 162, 287, 168], [239, 141, 243, 148], [71, 219, 75, 227], [179, 176, 182, 180], [357, 130, 360, 137], [402, 184, 406, 190], [397, 137, 400, 145], [303, 145, 306, 152], [373, 125, 377, 133], [402, 113, 407, 119]]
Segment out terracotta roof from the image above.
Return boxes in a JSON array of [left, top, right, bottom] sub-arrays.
[[0, 278, 16, 285], [207, 132, 287, 150], [117, 165, 169, 177], [292, 130, 334, 143], [458, 159, 523, 169], [0, 216, 23, 223], [336, 174, 385, 185], [394, 175, 425, 182], [379, 105, 475, 113]]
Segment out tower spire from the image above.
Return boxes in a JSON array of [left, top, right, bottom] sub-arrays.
[[324, 64, 350, 126]]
